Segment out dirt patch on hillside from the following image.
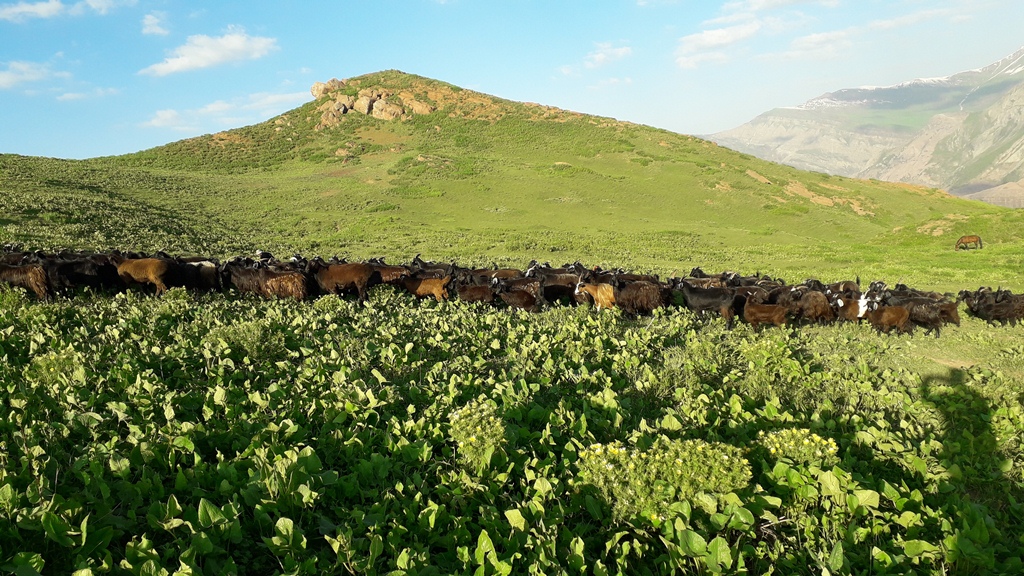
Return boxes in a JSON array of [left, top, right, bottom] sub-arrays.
[[210, 132, 250, 147], [715, 181, 732, 192], [784, 181, 834, 206], [842, 198, 874, 216], [916, 214, 969, 236], [746, 170, 772, 184], [356, 127, 409, 146]]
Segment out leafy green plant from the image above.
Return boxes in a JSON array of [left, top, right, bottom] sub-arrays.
[[449, 396, 507, 473], [576, 436, 752, 522], [757, 428, 839, 468]]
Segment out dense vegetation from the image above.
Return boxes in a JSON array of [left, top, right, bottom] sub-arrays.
[[0, 286, 1022, 574]]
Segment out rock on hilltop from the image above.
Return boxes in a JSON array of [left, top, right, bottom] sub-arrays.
[[309, 70, 587, 131]]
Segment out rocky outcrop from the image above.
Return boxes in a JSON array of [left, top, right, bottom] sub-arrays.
[[310, 76, 440, 130]]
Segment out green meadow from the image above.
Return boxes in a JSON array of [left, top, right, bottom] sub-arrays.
[[3, 71, 1023, 291]]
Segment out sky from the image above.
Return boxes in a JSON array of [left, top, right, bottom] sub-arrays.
[[1, 0, 1022, 159]]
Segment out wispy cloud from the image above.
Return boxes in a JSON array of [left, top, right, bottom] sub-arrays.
[[0, 60, 68, 89], [68, 0, 133, 16], [139, 26, 278, 76], [675, 22, 760, 68], [142, 11, 168, 35], [675, 0, 843, 68], [723, 0, 837, 12], [584, 42, 633, 69], [57, 86, 118, 100], [141, 109, 193, 131], [140, 90, 309, 132], [0, 0, 63, 22], [868, 8, 951, 30], [0, 0, 131, 21]]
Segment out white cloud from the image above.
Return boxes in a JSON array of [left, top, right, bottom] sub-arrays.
[[57, 86, 118, 100], [584, 42, 633, 69], [69, 0, 126, 15], [140, 90, 310, 132], [0, 60, 68, 89], [139, 26, 278, 76], [676, 51, 730, 69], [675, 22, 760, 68], [0, 0, 63, 22], [1, 0, 132, 21], [679, 22, 762, 53], [869, 8, 950, 30], [723, 0, 837, 12], [141, 109, 194, 131], [142, 12, 168, 35]]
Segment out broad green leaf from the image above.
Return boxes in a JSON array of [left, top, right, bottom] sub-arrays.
[[854, 489, 880, 510], [828, 541, 844, 572], [660, 414, 682, 431], [42, 511, 76, 547], [198, 499, 225, 529], [904, 539, 939, 557], [505, 509, 526, 531], [707, 536, 732, 571], [369, 534, 384, 564], [818, 470, 842, 498], [475, 529, 495, 565], [678, 529, 707, 557]]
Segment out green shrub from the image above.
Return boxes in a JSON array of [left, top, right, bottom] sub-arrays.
[[448, 396, 507, 473], [576, 436, 752, 521], [758, 428, 839, 468]]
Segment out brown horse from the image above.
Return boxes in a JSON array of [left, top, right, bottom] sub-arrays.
[[955, 235, 983, 250]]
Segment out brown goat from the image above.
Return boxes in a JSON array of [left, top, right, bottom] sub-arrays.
[[371, 263, 411, 284], [499, 289, 540, 312], [833, 295, 868, 323], [0, 263, 50, 300], [865, 304, 911, 334], [743, 299, 788, 329], [262, 272, 310, 301], [117, 258, 182, 296], [311, 262, 380, 301], [400, 276, 450, 302], [616, 281, 668, 317], [796, 291, 835, 324], [575, 282, 616, 310], [456, 284, 495, 304]]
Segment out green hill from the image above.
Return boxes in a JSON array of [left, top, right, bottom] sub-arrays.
[[3, 70, 1023, 290]]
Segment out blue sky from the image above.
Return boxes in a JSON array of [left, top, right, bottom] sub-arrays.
[[1, 0, 1021, 159]]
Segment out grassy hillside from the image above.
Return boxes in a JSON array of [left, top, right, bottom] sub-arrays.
[[3, 70, 1024, 290]]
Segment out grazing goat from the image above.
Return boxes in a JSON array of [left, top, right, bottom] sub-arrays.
[[498, 289, 539, 312], [795, 291, 834, 324], [455, 283, 495, 304], [616, 281, 669, 317], [674, 281, 736, 328], [116, 257, 182, 296], [0, 263, 50, 300], [308, 260, 381, 301], [261, 271, 310, 301], [865, 303, 911, 334], [575, 281, 616, 310], [400, 276, 451, 302], [743, 299, 788, 329]]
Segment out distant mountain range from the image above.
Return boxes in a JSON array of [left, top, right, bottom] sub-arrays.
[[711, 47, 1024, 207]]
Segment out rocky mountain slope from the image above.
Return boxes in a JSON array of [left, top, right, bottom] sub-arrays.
[[711, 48, 1024, 207]]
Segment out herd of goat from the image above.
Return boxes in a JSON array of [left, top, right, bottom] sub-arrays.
[[1, 246, 1022, 336]]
